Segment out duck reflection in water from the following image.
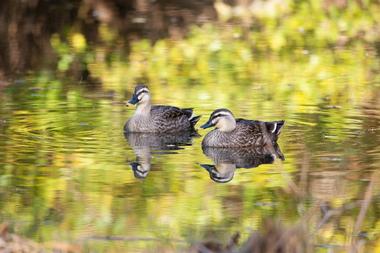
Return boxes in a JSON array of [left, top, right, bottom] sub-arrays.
[[201, 143, 284, 183], [125, 132, 197, 179]]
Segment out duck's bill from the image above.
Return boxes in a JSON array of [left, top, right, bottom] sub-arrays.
[[200, 121, 214, 129], [127, 94, 139, 105]]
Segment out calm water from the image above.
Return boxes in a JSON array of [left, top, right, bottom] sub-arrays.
[[0, 43, 380, 251]]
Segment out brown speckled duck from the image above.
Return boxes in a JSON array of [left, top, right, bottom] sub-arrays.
[[124, 84, 201, 133], [201, 108, 284, 147]]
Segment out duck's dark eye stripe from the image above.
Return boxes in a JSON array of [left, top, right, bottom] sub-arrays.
[[136, 90, 148, 97], [211, 114, 221, 120], [211, 112, 229, 120]]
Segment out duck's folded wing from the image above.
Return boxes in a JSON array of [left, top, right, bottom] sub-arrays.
[[152, 105, 186, 120], [237, 119, 284, 136], [236, 118, 261, 125], [232, 120, 267, 146]]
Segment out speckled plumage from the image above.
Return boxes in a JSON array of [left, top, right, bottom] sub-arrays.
[[124, 85, 200, 133], [125, 105, 197, 133], [201, 109, 284, 147]]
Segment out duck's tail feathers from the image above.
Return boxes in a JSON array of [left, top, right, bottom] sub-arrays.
[[181, 108, 194, 118], [266, 120, 285, 136], [181, 108, 201, 127]]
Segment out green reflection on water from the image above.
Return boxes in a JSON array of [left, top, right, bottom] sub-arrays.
[[1, 28, 380, 252]]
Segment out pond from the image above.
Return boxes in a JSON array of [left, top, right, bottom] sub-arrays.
[[0, 1, 380, 252], [1, 45, 379, 252]]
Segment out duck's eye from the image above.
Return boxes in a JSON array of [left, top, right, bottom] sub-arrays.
[[210, 115, 221, 124], [135, 90, 148, 101], [137, 93, 145, 100], [211, 112, 229, 121], [211, 114, 220, 120]]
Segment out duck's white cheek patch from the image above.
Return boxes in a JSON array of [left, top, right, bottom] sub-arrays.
[[212, 119, 217, 125], [138, 94, 144, 100]]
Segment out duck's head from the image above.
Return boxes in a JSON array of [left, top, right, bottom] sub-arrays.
[[200, 108, 236, 132], [127, 84, 151, 106]]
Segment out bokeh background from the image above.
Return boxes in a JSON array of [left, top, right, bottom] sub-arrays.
[[0, 0, 380, 252]]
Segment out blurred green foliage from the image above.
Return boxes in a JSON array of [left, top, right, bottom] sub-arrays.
[[215, 0, 380, 50]]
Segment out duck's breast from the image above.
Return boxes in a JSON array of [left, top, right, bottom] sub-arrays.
[[202, 130, 231, 147], [125, 116, 151, 132]]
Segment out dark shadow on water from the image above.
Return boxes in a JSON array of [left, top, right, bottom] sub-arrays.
[[124, 131, 199, 179], [201, 143, 284, 183]]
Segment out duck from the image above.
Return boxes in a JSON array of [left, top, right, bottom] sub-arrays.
[[124, 84, 201, 133], [201, 108, 284, 147]]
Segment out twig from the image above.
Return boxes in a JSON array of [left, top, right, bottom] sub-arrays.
[[313, 200, 360, 235], [349, 171, 379, 253]]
